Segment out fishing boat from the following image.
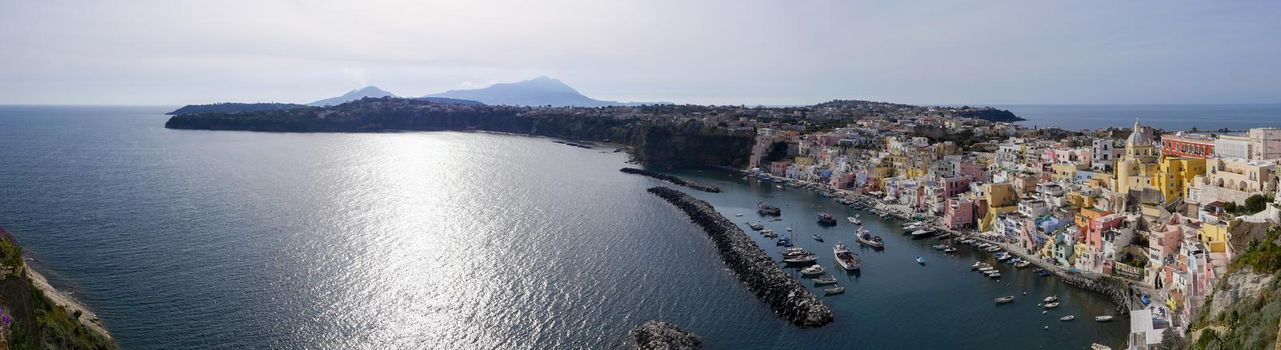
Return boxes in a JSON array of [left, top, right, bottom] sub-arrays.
[[856, 232, 884, 248], [800, 265, 825, 276], [1060, 315, 1076, 321], [1043, 302, 1060, 309], [994, 296, 1015, 304], [812, 234, 824, 242], [915, 256, 926, 265], [1044, 296, 1059, 303], [816, 212, 838, 226], [834, 243, 862, 270], [757, 202, 782, 216], [748, 222, 764, 230], [824, 286, 846, 295], [1094, 315, 1114, 322], [813, 276, 838, 286]]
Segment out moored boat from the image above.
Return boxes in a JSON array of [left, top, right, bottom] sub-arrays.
[[1094, 315, 1114, 322], [1015, 260, 1031, 268], [994, 296, 1015, 304], [748, 222, 764, 230], [816, 212, 837, 226], [856, 232, 884, 248], [813, 276, 838, 285], [812, 234, 824, 242], [1060, 315, 1075, 321], [800, 265, 825, 276], [910, 229, 933, 238], [757, 202, 782, 216], [784, 254, 818, 265], [915, 256, 926, 265], [1090, 343, 1112, 350], [834, 243, 862, 270], [1043, 302, 1060, 309], [1044, 295, 1059, 303], [847, 216, 862, 225], [824, 286, 845, 296]]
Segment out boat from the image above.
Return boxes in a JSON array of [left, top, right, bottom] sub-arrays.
[[1043, 302, 1060, 309], [812, 234, 824, 242], [776, 237, 792, 247], [901, 222, 924, 230], [994, 296, 1015, 304], [834, 243, 862, 270], [735, 213, 744, 217], [1094, 315, 1114, 322], [823, 286, 846, 295], [816, 212, 837, 226], [1060, 315, 1076, 321], [944, 247, 958, 253], [847, 217, 862, 225], [782, 248, 810, 258], [1015, 260, 1032, 268], [856, 233, 884, 248], [910, 229, 933, 238], [814, 276, 838, 285], [987, 272, 1002, 279], [801, 265, 825, 276], [1038, 270, 1053, 277], [761, 229, 778, 238], [757, 202, 782, 216], [915, 256, 926, 265], [932, 243, 947, 250], [784, 254, 818, 264], [1044, 296, 1059, 303], [971, 262, 985, 270], [979, 267, 996, 273], [748, 222, 764, 230], [769, 218, 783, 222], [786, 227, 794, 232], [995, 252, 1011, 261], [1090, 343, 1112, 350]]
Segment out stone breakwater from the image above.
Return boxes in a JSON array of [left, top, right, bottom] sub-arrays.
[[622, 168, 721, 193], [647, 186, 833, 327], [630, 320, 702, 350]]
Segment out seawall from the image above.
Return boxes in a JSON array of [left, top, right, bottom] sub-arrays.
[[646, 186, 833, 327], [620, 168, 720, 193]]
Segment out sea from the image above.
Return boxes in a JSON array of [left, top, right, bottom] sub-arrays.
[[0, 105, 1181, 349], [1001, 104, 1281, 131]]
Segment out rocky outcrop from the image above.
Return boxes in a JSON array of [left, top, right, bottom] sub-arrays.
[[630, 320, 701, 350], [1206, 267, 1273, 321], [647, 186, 833, 327], [620, 168, 720, 193], [1056, 272, 1131, 314]]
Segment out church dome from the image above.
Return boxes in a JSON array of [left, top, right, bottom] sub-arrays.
[[1126, 120, 1152, 147]]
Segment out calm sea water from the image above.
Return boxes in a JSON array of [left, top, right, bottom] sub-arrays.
[[0, 106, 1127, 349], [1001, 104, 1281, 131]]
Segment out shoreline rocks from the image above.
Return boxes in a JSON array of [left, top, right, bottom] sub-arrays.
[[647, 186, 833, 327], [622, 168, 721, 193], [630, 320, 701, 350]]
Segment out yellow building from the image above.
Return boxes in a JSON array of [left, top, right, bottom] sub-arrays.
[[1199, 221, 1231, 254], [1155, 156, 1205, 204], [794, 156, 815, 166], [1051, 163, 1081, 182], [979, 183, 1019, 231], [1114, 120, 1160, 195]]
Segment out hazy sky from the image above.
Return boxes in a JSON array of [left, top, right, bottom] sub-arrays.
[[1, 0, 1278, 105]]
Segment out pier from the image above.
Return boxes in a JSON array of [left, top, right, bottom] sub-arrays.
[[623, 168, 721, 192], [647, 186, 833, 327]]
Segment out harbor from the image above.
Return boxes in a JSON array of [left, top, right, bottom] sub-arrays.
[[672, 169, 1129, 349]]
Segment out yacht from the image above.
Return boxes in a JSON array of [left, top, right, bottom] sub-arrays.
[[800, 265, 825, 276], [813, 276, 838, 286], [1094, 315, 1114, 322], [834, 243, 862, 270], [784, 254, 818, 265], [1044, 296, 1059, 303], [1060, 315, 1075, 321], [910, 229, 933, 238], [847, 216, 862, 225], [994, 296, 1015, 304]]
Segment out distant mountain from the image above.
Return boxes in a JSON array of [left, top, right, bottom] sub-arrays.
[[167, 102, 310, 115], [309, 86, 396, 107], [415, 96, 486, 106], [426, 76, 651, 107]]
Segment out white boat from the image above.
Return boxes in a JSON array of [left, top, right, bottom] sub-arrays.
[[856, 233, 884, 249], [1060, 315, 1076, 321], [761, 229, 778, 238], [735, 213, 744, 217], [944, 247, 958, 254], [994, 296, 1015, 304], [784, 254, 818, 264], [910, 229, 933, 238], [801, 265, 825, 276], [834, 243, 862, 270], [786, 227, 794, 232], [915, 256, 926, 265], [1090, 343, 1112, 350], [1044, 296, 1059, 303], [824, 286, 846, 295], [1015, 260, 1032, 268], [847, 217, 862, 225], [748, 222, 764, 230], [813, 276, 838, 285], [1043, 302, 1060, 309], [1094, 315, 1114, 322]]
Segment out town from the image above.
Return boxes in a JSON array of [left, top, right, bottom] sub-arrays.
[[735, 109, 1281, 348]]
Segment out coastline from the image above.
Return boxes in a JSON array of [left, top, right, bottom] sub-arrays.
[[23, 264, 112, 341]]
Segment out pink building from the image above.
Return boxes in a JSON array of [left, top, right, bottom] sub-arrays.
[[956, 161, 988, 183], [769, 161, 790, 176], [942, 176, 973, 198], [944, 198, 975, 230]]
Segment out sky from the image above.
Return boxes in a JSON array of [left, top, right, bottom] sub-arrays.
[[1, 0, 1279, 106]]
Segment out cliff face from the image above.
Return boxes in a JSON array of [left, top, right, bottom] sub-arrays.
[[0, 229, 117, 350], [165, 98, 754, 170], [1188, 227, 1281, 349]]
